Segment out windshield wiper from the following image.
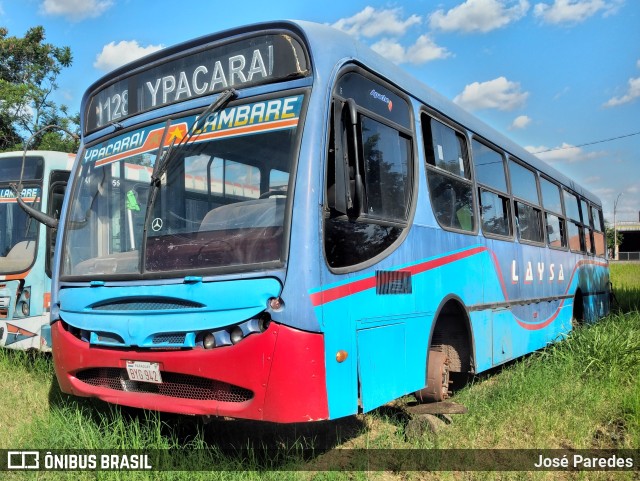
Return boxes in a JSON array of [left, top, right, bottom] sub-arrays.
[[142, 89, 237, 246], [150, 88, 237, 188]]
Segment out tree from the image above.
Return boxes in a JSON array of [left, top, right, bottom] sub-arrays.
[[605, 223, 623, 257], [0, 26, 78, 152]]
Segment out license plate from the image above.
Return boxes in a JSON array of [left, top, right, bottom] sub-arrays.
[[126, 361, 162, 384]]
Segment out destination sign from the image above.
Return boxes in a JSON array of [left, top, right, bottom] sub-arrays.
[[85, 33, 310, 133], [84, 95, 304, 167], [0, 156, 45, 181], [0, 187, 41, 202]]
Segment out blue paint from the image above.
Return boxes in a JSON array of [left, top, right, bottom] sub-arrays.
[[58, 277, 282, 347], [49, 21, 611, 422]]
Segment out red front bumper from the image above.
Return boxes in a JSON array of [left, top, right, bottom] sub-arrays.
[[52, 320, 329, 423]]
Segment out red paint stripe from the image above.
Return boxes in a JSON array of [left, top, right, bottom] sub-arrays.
[[513, 258, 608, 331], [2, 270, 30, 281], [194, 118, 299, 142], [489, 250, 509, 301], [515, 301, 563, 330], [310, 246, 487, 307], [563, 259, 609, 295], [0, 197, 38, 203], [95, 127, 166, 167]]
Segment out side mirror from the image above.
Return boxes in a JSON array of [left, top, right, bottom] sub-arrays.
[[11, 184, 59, 228], [331, 98, 364, 218]]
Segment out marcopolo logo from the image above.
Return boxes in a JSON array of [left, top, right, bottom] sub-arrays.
[[369, 89, 393, 112]]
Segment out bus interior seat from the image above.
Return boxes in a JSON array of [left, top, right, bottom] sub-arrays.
[[199, 198, 285, 232], [0, 241, 36, 272], [5, 241, 35, 259]]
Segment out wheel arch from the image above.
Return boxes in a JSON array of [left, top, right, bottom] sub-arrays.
[[427, 294, 476, 374]]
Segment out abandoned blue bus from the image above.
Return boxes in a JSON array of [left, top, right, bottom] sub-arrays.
[[0, 151, 72, 351], [50, 21, 609, 421]]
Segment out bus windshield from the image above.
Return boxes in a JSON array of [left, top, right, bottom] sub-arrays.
[[62, 94, 303, 279], [0, 186, 40, 274]]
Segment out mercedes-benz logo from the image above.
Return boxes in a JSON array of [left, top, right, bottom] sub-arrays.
[[151, 218, 163, 232]]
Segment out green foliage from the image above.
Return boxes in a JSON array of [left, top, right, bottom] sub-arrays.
[[605, 224, 624, 252], [0, 26, 78, 152]]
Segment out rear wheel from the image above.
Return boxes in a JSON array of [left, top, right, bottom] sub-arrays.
[[415, 350, 451, 403]]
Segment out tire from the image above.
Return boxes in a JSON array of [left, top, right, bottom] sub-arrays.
[[415, 350, 451, 403]]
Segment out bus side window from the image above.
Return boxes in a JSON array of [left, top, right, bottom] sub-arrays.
[[581, 198, 594, 255], [591, 205, 606, 257], [324, 72, 413, 269], [421, 114, 474, 232], [540, 176, 567, 249], [564, 190, 585, 253], [510, 159, 544, 244], [472, 139, 512, 238]]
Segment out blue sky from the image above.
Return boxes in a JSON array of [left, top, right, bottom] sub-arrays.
[[2, 0, 638, 223]]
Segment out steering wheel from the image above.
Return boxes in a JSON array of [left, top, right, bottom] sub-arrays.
[[259, 190, 287, 199]]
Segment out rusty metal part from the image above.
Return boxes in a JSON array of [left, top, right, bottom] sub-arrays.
[[414, 350, 451, 403]]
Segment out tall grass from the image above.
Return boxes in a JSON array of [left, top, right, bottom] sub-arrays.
[[0, 263, 637, 480], [610, 262, 640, 312]]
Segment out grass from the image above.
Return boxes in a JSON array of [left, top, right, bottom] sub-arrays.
[[610, 262, 640, 312], [0, 263, 638, 480]]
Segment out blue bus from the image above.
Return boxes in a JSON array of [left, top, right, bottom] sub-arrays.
[[48, 21, 609, 421], [0, 151, 73, 351]]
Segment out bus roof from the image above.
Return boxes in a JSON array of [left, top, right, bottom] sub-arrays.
[[292, 20, 601, 207], [81, 20, 601, 207]]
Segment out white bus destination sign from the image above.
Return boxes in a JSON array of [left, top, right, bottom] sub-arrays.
[[85, 33, 309, 133]]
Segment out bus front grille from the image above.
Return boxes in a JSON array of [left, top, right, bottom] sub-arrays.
[[75, 368, 254, 403], [90, 298, 204, 311]]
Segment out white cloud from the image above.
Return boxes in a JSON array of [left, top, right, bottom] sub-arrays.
[[584, 175, 601, 183], [94, 40, 164, 72], [603, 76, 640, 107], [332, 6, 421, 38], [371, 35, 451, 65], [533, 0, 624, 25], [429, 0, 530, 34], [525, 143, 601, 163], [510, 115, 532, 129], [41, 0, 113, 21], [553, 86, 571, 100], [454, 77, 529, 111]]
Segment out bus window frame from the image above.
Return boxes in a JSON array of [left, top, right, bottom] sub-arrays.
[[590, 204, 606, 258], [471, 136, 514, 242], [0, 182, 41, 276], [508, 157, 545, 246], [539, 174, 569, 252], [420, 108, 478, 236], [323, 64, 418, 274], [563, 188, 586, 254]]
